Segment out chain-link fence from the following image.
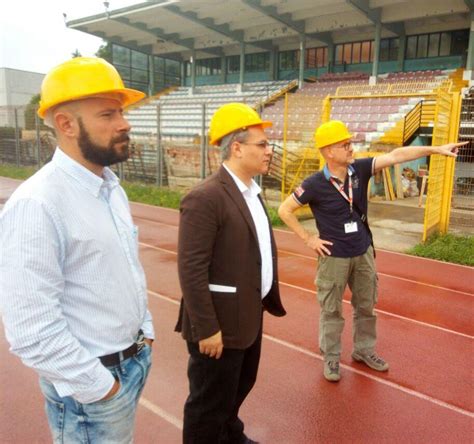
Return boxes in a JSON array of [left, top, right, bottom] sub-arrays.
[[451, 89, 474, 234], [0, 106, 57, 168]]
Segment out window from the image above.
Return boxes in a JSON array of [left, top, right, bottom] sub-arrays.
[[379, 38, 399, 61], [245, 52, 270, 72], [352, 42, 361, 64], [131, 51, 147, 70], [406, 36, 417, 59], [112, 45, 130, 66], [305, 47, 327, 68], [361, 41, 371, 63], [451, 29, 469, 55], [335, 45, 343, 64], [343, 44, 352, 64], [227, 55, 240, 73], [279, 50, 299, 70], [335, 39, 398, 65], [439, 33, 451, 56], [166, 59, 180, 77], [417, 34, 428, 58], [112, 45, 148, 92], [116, 64, 130, 81], [405, 30, 469, 59], [389, 38, 399, 60], [306, 48, 316, 68], [195, 58, 221, 76], [317, 47, 327, 67], [154, 56, 182, 92], [132, 68, 147, 83], [428, 34, 440, 58], [379, 39, 389, 61]]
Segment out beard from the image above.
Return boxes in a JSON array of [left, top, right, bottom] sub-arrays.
[[77, 118, 130, 167]]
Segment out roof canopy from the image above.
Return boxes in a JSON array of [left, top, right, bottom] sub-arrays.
[[67, 0, 473, 60]]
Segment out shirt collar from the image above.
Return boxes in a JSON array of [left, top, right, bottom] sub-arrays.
[[323, 164, 354, 182], [52, 147, 120, 198], [223, 163, 261, 198]]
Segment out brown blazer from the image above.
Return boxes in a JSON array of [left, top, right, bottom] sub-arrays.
[[175, 166, 286, 349]]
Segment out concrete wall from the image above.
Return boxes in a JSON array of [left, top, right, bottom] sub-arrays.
[[0, 68, 44, 107]]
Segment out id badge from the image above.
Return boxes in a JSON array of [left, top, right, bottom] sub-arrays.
[[344, 221, 358, 233]]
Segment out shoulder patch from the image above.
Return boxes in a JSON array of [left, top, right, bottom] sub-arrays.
[[294, 185, 305, 197]]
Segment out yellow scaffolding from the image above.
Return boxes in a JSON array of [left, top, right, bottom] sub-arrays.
[[279, 79, 462, 238], [423, 87, 462, 241]]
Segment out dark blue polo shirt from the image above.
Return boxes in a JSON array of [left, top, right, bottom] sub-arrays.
[[293, 158, 374, 258]]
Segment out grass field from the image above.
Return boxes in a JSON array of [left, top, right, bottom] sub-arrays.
[[407, 233, 474, 267]]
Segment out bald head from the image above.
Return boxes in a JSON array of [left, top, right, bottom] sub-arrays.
[[44, 94, 125, 130]]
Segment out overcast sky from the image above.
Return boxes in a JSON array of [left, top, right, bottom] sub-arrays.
[[1, 0, 140, 74]]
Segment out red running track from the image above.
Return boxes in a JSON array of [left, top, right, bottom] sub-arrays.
[[1, 195, 473, 443]]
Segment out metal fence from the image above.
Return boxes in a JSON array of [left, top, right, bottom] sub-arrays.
[[451, 88, 474, 234], [0, 106, 57, 168], [0, 104, 279, 200]]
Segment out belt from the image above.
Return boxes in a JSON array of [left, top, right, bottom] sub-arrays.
[[99, 330, 144, 367]]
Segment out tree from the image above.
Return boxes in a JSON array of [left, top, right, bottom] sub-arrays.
[[24, 94, 42, 130], [72, 49, 82, 58], [95, 41, 113, 62]]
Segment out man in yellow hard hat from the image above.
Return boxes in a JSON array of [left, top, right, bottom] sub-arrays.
[[278, 120, 465, 382], [176, 102, 286, 443], [0, 57, 154, 442]]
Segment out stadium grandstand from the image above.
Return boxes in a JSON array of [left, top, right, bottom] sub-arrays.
[[2, 0, 473, 239]]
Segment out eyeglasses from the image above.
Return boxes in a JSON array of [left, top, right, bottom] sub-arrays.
[[333, 142, 352, 151], [241, 141, 274, 151]]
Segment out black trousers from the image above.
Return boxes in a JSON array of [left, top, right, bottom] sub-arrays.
[[183, 327, 263, 444]]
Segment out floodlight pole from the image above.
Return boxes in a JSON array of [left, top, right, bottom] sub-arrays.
[[14, 108, 20, 167], [156, 104, 163, 187], [35, 111, 41, 169], [239, 42, 245, 91], [299, 35, 305, 89], [200, 103, 207, 179]]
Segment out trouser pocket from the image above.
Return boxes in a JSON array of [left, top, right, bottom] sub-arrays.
[[39, 378, 66, 444]]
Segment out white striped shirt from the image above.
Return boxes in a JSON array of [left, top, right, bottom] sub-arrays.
[[0, 148, 154, 404]]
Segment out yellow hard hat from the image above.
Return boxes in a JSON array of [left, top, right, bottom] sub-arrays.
[[314, 120, 353, 149], [209, 102, 272, 146], [38, 57, 146, 118]]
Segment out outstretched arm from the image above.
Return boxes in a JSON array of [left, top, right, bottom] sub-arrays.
[[374, 142, 466, 173]]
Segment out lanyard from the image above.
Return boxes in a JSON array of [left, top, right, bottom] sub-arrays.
[[329, 174, 353, 214]]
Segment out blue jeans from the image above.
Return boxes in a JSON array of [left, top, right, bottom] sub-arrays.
[[39, 344, 152, 444]]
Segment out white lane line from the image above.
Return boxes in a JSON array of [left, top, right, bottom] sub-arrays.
[[147, 290, 474, 419], [140, 242, 175, 255], [132, 202, 179, 213], [140, 242, 474, 340], [263, 334, 474, 418], [139, 397, 183, 430], [278, 249, 473, 297], [278, 281, 474, 340], [136, 219, 473, 297]]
